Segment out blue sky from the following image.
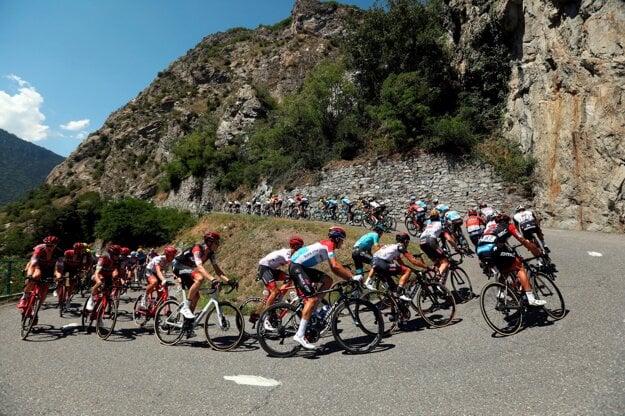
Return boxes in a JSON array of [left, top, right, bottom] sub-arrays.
[[0, 0, 375, 157]]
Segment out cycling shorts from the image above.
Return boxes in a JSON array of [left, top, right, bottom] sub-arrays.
[[288, 263, 326, 298], [419, 238, 446, 262], [351, 248, 373, 272], [173, 265, 202, 290], [257, 265, 286, 286]]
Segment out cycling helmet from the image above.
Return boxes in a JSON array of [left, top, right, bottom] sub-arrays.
[[137, 247, 144, 254], [495, 213, 511, 223], [43, 235, 60, 246], [410, 195, 416, 201], [479, 201, 487, 208], [288, 236, 304, 250], [328, 226, 347, 241], [485, 210, 499, 222], [515, 205, 526, 212], [130, 251, 137, 257], [73, 242, 84, 251], [203, 231, 221, 244], [121, 247, 131, 256], [373, 224, 385, 233], [432, 198, 439, 204], [164, 246, 177, 257], [467, 209, 477, 216], [108, 244, 122, 256], [396, 232, 410, 244], [429, 209, 440, 220]]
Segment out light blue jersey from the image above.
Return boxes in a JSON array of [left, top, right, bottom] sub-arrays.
[[353, 232, 380, 252]]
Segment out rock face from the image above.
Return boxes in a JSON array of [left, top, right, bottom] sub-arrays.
[[46, 0, 625, 232], [445, 0, 625, 231]]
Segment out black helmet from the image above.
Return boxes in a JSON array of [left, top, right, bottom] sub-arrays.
[[395, 232, 410, 244]]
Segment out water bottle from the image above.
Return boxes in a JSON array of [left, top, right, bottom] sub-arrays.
[[317, 304, 330, 320], [262, 289, 269, 297], [288, 289, 298, 302]]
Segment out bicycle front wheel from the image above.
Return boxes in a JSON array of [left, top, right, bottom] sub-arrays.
[[20, 295, 41, 340], [239, 297, 265, 340], [96, 297, 119, 340], [204, 301, 244, 351], [154, 300, 184, 345], [405, 217, 418, 236], [533, 273, 565, 320], [480, 282, 523, 335], [360, 290, 399, 336], [332, 298, 383, 354], [448, 267, 474, 302], [257, 302, 301, 357], [414, 283, 456, 328]]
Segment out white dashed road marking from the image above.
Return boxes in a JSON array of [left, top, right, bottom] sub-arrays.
[[224, 375, 281, 387], [587, 251, 603, 257]]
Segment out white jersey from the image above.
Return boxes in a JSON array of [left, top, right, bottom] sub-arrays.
[[420, 220, 444, 240], [146, 255, 171, 276], [259, 248, 291, 269], [372, 243, 407, 262]]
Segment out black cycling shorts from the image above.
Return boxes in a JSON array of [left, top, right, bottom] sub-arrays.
[[288, 263, 326, 298]]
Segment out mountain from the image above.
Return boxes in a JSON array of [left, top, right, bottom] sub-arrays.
[[0, 129, 64, 206], [44, 0, 625, 231]]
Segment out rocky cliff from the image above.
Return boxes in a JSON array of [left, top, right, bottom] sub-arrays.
[[46, 0, 625, 232], [445, 0, 625, 231]]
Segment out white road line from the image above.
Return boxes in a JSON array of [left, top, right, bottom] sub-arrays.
[[587, 251, 603, 257], [223, 375, 281, 387], [62, 322, 81, 329]]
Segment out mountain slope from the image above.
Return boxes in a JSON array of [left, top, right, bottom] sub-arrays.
[[0, 129, 64, 206]]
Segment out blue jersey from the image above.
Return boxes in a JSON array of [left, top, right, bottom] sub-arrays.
[[353, 232, 380, 252], [445, 210, 462, 222]]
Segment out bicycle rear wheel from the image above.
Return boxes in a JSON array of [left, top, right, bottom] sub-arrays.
[[480, 282, 523, 335], [239, 297, 265, 340], [414, 283, 456, 328], [448, 267, 474, 302], [154, 300, 185, 345], [533, 273, 565, 320], [204, 301, 244, 351], [20, 295, 41, 340], [332, 298, 383, 354], [405, 217, 418, 236], [257, 302, 302, 357], [96, 297, 119, 340], [360, 290, 399, 336]]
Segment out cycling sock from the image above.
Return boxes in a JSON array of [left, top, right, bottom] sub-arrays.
[[296, 319, 309, 338]]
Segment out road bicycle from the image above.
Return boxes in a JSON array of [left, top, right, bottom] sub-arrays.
[[479, 249, 565, 336], [239, 279, 299, 340], [54, 274, 80, 317], [434, 251, 474, 303], [81, 281, 123, 340], [154, 280, 244, 351], [256, 280, 383, 357], [404, 210, 427, 237], [19, 277, 54, 340], [133, 279, 180, 328]]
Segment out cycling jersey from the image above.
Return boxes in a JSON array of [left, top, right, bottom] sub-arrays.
[[174, 244, 216, 268], [30, 244, 62, 274], [419, 220, 447, 242], [353, 232, 380, 252], [259, 248, 291, 269], [479, 206, 495, 221], [513, 210, 539, 233], [445, 210, 463, 224], [290, 240, 336, 269], [146, 255, 172, 277], [95, 254, 118, 278], [372, 243, 408, 262], [477, 222, 523, 255], [435, 204, 450, 214], [466, 215, 486, 234]]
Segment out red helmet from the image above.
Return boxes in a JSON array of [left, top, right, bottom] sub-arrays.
[[43, 235, 59, 246], [164, 246, 177, 257], [73, 242, 84, 251], [203, 231, 221, 244], [121, 247, 131, 256], [328, 226, 346, 240], [107, 244, 122, 256], [495, 213, 511, 223], [288, 236, 304, 250], [467, 209, 477, 216]]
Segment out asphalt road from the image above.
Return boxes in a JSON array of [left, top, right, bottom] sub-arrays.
[[1, 228, 624, 416]]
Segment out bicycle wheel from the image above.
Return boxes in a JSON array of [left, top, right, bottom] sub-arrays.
[[351, 209, 364, 226], [360, 290, 399, 335], [239, 297, 265, 340], [133, 294, 149, 327], [448, 267, 474, 302], [533, 273, 565, 320], [414, 283, 456, 328], [336, 211, 348, 224], [96, 296, 119, 340], [257, 302, 302, 357], [20, 295, 41, 340], [332, 298, 382, 353], [405, 217, 418, 236], [204, 301, 244, 351], [480, 282, 523, 335], [154, 300, 185, 345]]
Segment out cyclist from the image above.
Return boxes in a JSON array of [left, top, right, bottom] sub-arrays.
[[173, 232, 235, 319], [419, 210, 459, 280], [140, 246, 177, 310], [340, 195, 356, 224], [288, 226, 354, 349], [17, 236, 63, 313], [370, 232, 428, 301], [56, 242, 87, 309], [255, 236, 305, 330], [118, 247, 132, 286], [476, 213, 546, 306], [294, 193, 308, 219], [465, 209, 486, 249], [86, 244, 122, 311], [444, 209, 464, 236], [136, 247, 148, 280], [513, 205, 549, 252], [352, 224, 385, 289]]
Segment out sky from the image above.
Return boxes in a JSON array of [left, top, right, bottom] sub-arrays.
[[0, 0, 375, 157]]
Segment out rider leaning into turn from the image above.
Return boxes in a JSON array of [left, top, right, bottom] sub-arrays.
[[419, 210, 459, 282], [17, 236, 63, 314], [140, 246, 178, 310], [351, 224, 385, 289]]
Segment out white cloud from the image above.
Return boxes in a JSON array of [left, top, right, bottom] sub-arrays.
[[0, 74, 49, 141], [60, 119, 90, 131]]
